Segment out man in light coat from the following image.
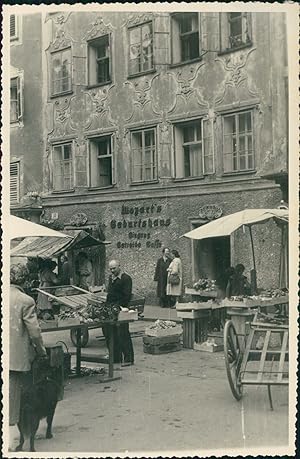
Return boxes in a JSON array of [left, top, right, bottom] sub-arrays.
[[9, 264, 46, 437]]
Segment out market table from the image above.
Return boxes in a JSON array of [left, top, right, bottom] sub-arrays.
[[41, 318, 135, 382]]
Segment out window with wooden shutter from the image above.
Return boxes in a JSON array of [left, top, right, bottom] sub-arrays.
[[220, 13, 252, 52], [128, 22, 154, 75], [89, 135, 114, 188], [52, 143, 74, 191], [173, 118, 214, 178], [88, 35, 112, 86], [10, 76, 23, 123], [10, 15, 18, 40], [153, 14, 170, 66], [10, 162, 20, 204], [171, 13, 201, 65], [51, 48, 72, 96], [130, 128, 157, 183]]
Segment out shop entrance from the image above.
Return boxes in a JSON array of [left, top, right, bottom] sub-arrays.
[[192, 223, 231, 289]]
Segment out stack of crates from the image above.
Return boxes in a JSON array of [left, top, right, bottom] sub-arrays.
[[143, 324, 183, 355]]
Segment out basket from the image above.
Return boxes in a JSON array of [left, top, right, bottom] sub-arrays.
[[56, 341, 72, 378]]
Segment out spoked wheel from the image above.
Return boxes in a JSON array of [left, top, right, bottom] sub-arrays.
[[70, 328, 89, 348], [224, 320, 243, 401]]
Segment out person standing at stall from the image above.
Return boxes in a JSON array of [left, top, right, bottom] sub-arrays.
[[103, 259, 134, 366], [154, 247, 172, 308], [75, 252, 93, 290], [60, 254, 71, 285], [9, 264, 46, 447], [225, 263, 251, 298], [166, 250, 183, 308], [37, 259, 59, 318]]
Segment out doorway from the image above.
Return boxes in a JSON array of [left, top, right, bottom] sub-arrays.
[[192, 222, 231, 288]]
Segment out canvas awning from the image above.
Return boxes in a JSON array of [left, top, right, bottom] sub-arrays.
[[9, 215, 69, 239], [181, 209, 288, 240], [10, 230, 110, 259]]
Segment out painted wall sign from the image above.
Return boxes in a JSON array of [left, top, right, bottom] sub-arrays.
[[112, 204, 168, 249]]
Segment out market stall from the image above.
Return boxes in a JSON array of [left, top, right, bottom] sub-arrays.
[[181, 209, 289, 350]]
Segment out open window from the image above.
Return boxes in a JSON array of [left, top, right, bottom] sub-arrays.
[[131, 128, 157, 183], [173, 118, 214, 178], [10, 76, 23, 123], [89, 135, 115, 187], [88, 35, 111, 86], [220, 12, 252, 52], [171, 13, 200, 64], [128, 22, 154, 75], [52, 143, 73, 191], [51, 48, 72, 96], [223, 110, 254, 173]]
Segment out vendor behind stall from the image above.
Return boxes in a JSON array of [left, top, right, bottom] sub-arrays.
[[75, 252, 93, 290], [225, 263, 251, 298], [37, 259, 59, 317]]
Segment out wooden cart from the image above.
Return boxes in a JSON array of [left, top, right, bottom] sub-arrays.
[[223, 308, 289, 410]]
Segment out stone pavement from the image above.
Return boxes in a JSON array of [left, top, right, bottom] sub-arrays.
[[8, 317, 290, 456]]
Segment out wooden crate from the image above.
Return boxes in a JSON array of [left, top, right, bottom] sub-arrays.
[[177, 309, 211, 319], [145, 325, 183, 337], [182, 315, 210, 349], [57, 318, 81, 327], [176, 302, 213, 311], [143, 334, 182, 354]]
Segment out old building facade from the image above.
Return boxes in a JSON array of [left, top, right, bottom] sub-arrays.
[[10, 11, 288, 301]]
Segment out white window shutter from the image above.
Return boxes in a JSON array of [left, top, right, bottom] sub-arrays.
[[10, 162, 20, 203], [202, 117, 215, 174], [153, 13, 170, 66], [10, 15, 17, 38], [111, 133, 117, 185], [17, 76, 24, 120], [75, 143, 88, 187], [201, 13, 220, 54]]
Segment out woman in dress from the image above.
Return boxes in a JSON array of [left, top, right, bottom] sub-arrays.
[[37, 259, 59, 317], [166, 249, 183, 308]]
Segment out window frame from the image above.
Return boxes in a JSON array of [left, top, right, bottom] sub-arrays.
[[10, 75, 23, 124], [173, 117, 214, 179], [128, 21, 155, 77], [219, 12, 252, 54], [87, 34, 112, 88], [88, 134, 115, 189], [51, 142, 74, 192], [10, 161, 20, 204], [50, 47, 73, 97], [170, 12, 201, 66], [222, 110, 255, 174], [130, 127, 158, 184]]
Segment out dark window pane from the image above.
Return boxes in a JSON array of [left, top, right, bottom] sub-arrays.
[[180, 15, 192, 33], [99, 157, 112, 186], [63, 144, 71, 160], [184, 146, 191, 177], [145, 130, 154, 147], [97, 59, 110, 83]]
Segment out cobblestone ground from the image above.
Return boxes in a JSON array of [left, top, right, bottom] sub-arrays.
[[9, 316, 289, 456]]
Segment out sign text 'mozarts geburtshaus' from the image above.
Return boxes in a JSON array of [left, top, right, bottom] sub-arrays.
[[111, 204, 170, 249]]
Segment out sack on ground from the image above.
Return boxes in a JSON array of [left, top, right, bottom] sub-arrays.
[[168, 273, 180, 286]]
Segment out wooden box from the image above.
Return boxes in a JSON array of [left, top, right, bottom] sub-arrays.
[[176, 302, 213, 311], [185, 288, 218, 298], [221, 298, 261, 308], [118, 310, 138, 321], [143, 334, 182, 354], [145, 325, 183, 337], [177, 309, 211, 319], [194, 341, 224, 353], [39, 319, 58, 330]]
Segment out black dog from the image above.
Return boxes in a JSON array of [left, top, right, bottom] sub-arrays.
[[16, 377, 59, 452]]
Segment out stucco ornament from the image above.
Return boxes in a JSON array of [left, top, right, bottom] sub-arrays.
[[55, 98, 71, 124], [214, 47, 257, 104], [69, 212, 88, 227], [54, 13, 71, 26], [84, 17, 114, 40], [124, 79, 152, 121], [124, 13, 153, 27], [52, 29, 72, 50], [90, 89, 108, 114], [199, 204, 223, 220]]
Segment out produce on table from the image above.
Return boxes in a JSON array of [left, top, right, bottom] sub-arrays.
[[193, 278, 216, 292], [147, 319, 178, 330], [259, 288, 288, 298]]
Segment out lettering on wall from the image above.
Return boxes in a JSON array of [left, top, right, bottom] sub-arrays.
[[110, 204, 170, 249]]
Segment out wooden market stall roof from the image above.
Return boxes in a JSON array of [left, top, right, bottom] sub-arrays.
[[10, 230, 110, 259]]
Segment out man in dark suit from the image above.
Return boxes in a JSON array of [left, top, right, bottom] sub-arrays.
[[102, 259, 134, 366], [154, 247, 171, 308]]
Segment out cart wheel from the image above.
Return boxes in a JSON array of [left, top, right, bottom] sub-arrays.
[[224, 320, 243, 401], [70, 328, 89, 348]]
